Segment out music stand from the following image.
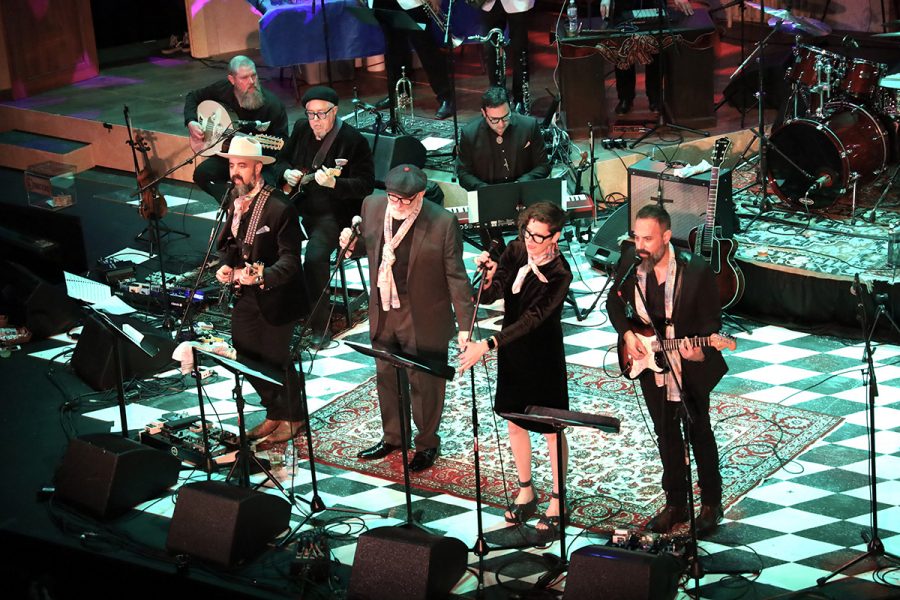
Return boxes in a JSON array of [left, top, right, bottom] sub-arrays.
[[499, 406, 620, 589], [344, 341, 454, 527], [83, 306, 160, 437], [192, 347, 293, 491]]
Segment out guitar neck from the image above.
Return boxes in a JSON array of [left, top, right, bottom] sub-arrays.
[[654, 335, 716, 352], [700, 166, 719, 255]]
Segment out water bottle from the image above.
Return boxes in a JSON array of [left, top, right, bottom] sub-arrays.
[[566, 0, 579, 37], [283, 438, 295, 476]]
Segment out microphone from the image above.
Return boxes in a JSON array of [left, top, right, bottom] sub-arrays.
[[350, 215, 363, 235], [233, 119, 270, 133], [472, 239, 501, 287], [618, 254, 642, 287], [810, 173, 832, 190]]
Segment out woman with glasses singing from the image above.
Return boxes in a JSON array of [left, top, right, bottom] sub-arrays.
[[458, 201, 572, 537]]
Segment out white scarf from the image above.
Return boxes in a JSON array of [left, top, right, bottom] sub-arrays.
[[377, 199, 423, 310], [229, 179, 263, 238], [633, 243, 682, 402], [511, 246, 558, 294]]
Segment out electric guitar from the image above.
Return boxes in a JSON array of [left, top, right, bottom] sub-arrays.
[[688, 137, 746, 310], [282, 159, 346, 202], [618, 322, 736, 380], [191, 100, 284, 156]]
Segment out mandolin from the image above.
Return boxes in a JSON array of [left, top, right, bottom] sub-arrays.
[[282, 159, 347, 202]]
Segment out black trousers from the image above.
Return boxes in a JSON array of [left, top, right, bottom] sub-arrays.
[[615, 57, 660, 104], [374, 0, 451, 103], [301, 212, 341, 333], [641, 376, 722, 507], [483, 3, 530, 106], [231, 290, 300, 422]]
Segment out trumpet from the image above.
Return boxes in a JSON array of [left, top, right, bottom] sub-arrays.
[[420, 0, 463, 47], [395, 65, 415, 126]]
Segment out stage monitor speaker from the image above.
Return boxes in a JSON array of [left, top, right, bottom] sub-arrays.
[[348, 525, 467, 600], [584, 203, 629, 272], [71, 313, 176, 391], [564, 545, 684, 600], [25, 280, 82, 339], [628, 157, 736, 246], [54, 433, 181, 519], [361, 132, 427, 186], [166, 481, 291, 568]]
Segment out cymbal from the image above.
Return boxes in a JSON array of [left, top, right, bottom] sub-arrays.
[[745, 2, 832, 37], [880, 74, 900, 90], [872, 31, 900, 38]]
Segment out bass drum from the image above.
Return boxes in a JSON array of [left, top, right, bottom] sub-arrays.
[[768, 102, 887, 209]]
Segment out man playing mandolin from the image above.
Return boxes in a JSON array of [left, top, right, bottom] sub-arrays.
[[273, 86, 375, 349], [184, 55, 289, 201], [606, 204, 728, 537]]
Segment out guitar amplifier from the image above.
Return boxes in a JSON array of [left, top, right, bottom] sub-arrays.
[[627, 158, 736, 245]]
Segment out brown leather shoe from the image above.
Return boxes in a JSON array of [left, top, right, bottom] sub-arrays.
[[696, 504, 724, 536], [247, 418, 279, 440], [261, 420, 306, 443], [647, 504, 690, 534]]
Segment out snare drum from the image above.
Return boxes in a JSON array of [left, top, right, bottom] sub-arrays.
[[841, 59, 886, 98], [876, 74, 900, 118], [786, 45, 845, 93]]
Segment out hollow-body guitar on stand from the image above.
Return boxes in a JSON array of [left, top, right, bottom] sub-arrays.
[[617, 322, 737, 380], [688, 137, 745, 309], [191, 100, 284, 156]]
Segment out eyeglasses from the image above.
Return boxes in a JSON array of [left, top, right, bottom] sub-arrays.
[[484, 111, 511, 125], [387, 192, 415, 205], [305, 106, 336, 120], [521, 225, 553, 244]]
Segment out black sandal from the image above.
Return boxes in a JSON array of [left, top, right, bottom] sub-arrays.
[[505, 479, 538, 524], [537, 492, 563, 537]]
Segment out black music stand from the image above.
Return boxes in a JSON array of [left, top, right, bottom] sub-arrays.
[[499, 406, 621, 589], [345, 341, 454, 528], [83, 306, 161, 437]]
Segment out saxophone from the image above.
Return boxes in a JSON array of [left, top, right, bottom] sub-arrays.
[[519, 48, 531, 114]]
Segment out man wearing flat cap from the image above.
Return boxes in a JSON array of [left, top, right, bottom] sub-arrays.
[[274, 86, 375, 348], [215, 135, 309, 446], [185, 55, 289, 201], [339, 165, 473, 471]]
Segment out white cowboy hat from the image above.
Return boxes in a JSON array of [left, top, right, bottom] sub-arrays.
[[217, 135, 275, 165]]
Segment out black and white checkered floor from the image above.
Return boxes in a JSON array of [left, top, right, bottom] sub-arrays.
[[29, 220, 900, 598]]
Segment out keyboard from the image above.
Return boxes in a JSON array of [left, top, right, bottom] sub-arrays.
[[448, 194, 594, 228]]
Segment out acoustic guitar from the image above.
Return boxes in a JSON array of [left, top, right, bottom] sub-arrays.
[[191, 100, 284, 156], [617, 322, 737, 380], [688, 137, 746, 309]]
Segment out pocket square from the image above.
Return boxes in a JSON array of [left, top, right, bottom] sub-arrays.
[[524, 141, 531, 149], [256, 225, 271, 235]]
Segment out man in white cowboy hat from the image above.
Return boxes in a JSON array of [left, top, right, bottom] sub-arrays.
[[215, 135, 309, 446]]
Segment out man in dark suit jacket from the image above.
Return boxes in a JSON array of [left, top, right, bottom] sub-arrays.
[[606, 204, 726, 536], [273, 86, 375, 347], [456, 86, 549, 191], [215, 136, 308, 446], [340, 165, 474, 471]]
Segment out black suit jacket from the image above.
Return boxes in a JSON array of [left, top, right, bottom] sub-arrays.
[[456, 113, 550, 191], [217, 187, 307, 325], [359, 194, 474, 353], [606, 244, 727, 400]]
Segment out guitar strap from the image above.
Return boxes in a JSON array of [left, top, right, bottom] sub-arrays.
[[310, 119, 342, 171], [241, 185, 273, 260]]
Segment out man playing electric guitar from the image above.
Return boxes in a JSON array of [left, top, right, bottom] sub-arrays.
[[606, 204, 729, 537], [273, 86, 374, 348]]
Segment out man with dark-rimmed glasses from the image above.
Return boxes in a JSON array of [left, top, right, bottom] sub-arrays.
[[273, 86, 374, 348]]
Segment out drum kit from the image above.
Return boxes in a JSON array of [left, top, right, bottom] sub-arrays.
[[742, 2, 900, 212]]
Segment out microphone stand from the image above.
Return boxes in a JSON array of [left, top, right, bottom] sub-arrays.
[[442, 0, 461, 162], [630, 0, 709, 148], [710, 0, 748, 129], [173, 183, 234, 342]]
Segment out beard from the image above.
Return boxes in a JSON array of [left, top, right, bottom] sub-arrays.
[[639, 245, 667, 268], [235, 84, 264, 110], [230, 176, 256, 198]]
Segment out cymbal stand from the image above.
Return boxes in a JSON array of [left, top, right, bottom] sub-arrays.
[[865, 163, 900, 223]]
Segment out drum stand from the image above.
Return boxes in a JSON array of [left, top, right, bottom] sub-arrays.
[[865, 164, 900, 223]]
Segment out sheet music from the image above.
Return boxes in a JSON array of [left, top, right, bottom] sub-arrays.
[[64, 271, 112, 304]]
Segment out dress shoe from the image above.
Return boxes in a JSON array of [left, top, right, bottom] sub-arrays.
[[614, 98, 633, 115], [374, 96, 391, 110], [695, 504, 724, 536], [434, 100, 455, 120], [409, 446, 439, 472], [647, 504, 690, 534], [357, 440, 401, 460], [247, 418, 279, 440], [261, 420, 305, 443]]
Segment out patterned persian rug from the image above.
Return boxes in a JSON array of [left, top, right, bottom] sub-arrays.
[[309, 360, 842, 531]]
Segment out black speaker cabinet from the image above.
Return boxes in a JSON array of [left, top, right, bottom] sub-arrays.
[[71, 313, 176, 391], [54, 433, 181, 519], [584, 203, 630, 272], [558, 45, 609, 135], [564, 545, 684, 600], [348, 525, 468, 600], [361, 132, 427, 186], [25, 280, 82, 339], [628, 157, 735, 245], [166, 481, 291, 568]]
